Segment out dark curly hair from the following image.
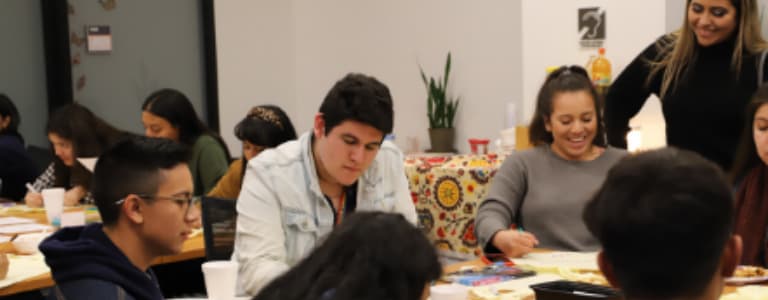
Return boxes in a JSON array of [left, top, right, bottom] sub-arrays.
[[253, 212, 441, 300]]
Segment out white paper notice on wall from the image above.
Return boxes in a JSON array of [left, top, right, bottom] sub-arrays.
[[86, 25, 112, 53]]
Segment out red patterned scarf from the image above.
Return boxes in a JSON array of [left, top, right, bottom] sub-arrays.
[[734, 165, 768, 266]]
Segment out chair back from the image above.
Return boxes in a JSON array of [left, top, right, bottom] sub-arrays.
[[201, 196, 237, 261]]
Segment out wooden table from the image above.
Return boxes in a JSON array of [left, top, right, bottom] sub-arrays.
[[443, 258, 742, 298], [0, 207, 206, 296]]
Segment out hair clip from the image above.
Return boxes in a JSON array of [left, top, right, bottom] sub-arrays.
[[248, 107, 284, 129]]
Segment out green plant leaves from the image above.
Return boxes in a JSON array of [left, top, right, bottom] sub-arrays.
[[420, 52, 459, 129]]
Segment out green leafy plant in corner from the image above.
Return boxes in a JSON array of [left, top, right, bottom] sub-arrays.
[[420, 52, 460, 129]]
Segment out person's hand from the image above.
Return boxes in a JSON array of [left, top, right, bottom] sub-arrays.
[[492, 229, 539, 258], [64, 186, 86, 206], [0, 253, 9, 280], [24, 192, 43, 207]]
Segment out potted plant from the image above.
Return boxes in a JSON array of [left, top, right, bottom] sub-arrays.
[[420, 52, 460, 152]]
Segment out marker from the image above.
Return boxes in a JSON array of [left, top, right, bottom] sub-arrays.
[[25, 183, 39, 193]]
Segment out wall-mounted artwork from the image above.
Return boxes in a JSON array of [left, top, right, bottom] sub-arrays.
[[578, 7, 606, 48], [70, 32, 85, 47], [76, 75, 86, 91], [99, 0, 116, 11], [86, 25, 112, 53]]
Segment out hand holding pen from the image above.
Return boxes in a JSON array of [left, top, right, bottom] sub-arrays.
[[23, 183, 43, 208], [491, 226, 539, 258]]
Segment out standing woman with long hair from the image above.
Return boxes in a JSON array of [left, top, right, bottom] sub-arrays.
[[605, 0, 768, 171], [24, 103, 128, 206], [142, 88, 231, 196], [208, 105, 297, 199], [0, 94, 38, 201], [731, 86, 768, 266]]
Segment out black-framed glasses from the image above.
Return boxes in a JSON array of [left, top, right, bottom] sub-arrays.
[[115, 194, 201, 216]]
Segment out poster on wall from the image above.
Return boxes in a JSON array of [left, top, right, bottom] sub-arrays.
[[578, 7, 605, 48], [86, 25, 112, 53]]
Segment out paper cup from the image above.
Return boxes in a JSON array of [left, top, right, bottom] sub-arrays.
[[42, 188, 65, 225], [202, 260, 238, 300], [430, 284, 469, 300]]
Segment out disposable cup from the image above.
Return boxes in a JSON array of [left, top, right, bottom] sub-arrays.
[[202, 260, 238, 300]]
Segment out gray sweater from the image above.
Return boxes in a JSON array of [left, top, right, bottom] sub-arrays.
[[476, 145, 626, 252]]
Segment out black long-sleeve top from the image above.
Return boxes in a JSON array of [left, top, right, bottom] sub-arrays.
[[604, 35, 763, 171]]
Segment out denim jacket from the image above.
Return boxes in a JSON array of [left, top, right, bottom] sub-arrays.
[[233, 132, 417, 295]]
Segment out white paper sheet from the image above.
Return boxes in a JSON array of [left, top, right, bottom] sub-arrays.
[[77, 157, 98, 173], [469, 274, 563, 300], [0, 217, 35, 226], [60, 212, 85, 227], [0, 224, 51, 235], [0, 253, 51, 289], [513, 251, 599, 271]]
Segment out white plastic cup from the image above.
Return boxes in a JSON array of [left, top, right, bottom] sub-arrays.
[[430, 284, 469, 300], [202, 260, 238, 300], [42, 188, 65, 225], [500, 128, 517, 155]]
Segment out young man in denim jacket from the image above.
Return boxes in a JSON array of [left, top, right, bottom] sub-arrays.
[[233, 73, 417, 295]]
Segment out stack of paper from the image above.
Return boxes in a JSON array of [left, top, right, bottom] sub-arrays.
[[0, 253, 51, 289], [513, 251, 599, 272]]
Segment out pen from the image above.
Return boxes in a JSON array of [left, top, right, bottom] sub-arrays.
[[25, 183, 38, 193]]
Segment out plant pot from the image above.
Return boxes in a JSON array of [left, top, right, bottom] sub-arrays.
[[428, 128, 456, 153]]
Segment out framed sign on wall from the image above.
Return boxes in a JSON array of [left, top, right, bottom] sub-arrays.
[[86, 25, 112, 53], [579, 7, 606, 48]]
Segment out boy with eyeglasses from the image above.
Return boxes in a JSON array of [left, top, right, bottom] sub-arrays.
[[40, 136, 200, 300]]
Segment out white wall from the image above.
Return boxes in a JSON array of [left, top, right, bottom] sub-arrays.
[[666, 0, 686, 33], [216, 1, 682, 153], [0, 0, 48, 147], [70, 0, 206, 136], [216, 0, 522, 154], [521, 0, 668, 150], [215, 1, 295, 155]]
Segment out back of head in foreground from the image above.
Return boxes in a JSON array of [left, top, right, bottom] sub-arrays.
[[583, 147, 741, 300], [253, 212, 442, 300]]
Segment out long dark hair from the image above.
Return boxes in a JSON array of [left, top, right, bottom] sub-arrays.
[[730, 86, 768, 183], [253, 212, 442, 300], [528, 65, 606, 147], [0, 94, 23, 143], [46, 103, 128, 189], [651, 0, 767, 99], [142, 88, 231, 160]]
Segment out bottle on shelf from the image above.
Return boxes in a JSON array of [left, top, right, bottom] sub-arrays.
[[586, 47, 612, 96]]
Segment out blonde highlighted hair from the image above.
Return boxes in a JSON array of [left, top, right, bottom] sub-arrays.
[[649, 0, 768, 98]]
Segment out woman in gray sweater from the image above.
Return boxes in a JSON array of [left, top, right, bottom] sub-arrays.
[[476, 66, 626, 257]]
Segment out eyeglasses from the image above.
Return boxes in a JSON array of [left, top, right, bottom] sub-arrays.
[[116, 194, 201, 216]]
